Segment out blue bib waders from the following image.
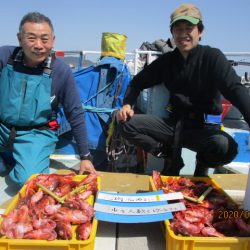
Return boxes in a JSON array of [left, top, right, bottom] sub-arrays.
[[0, 63, 58, 187]]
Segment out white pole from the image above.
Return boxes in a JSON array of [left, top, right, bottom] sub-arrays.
[[134, 49, 139, 75], [243, 166, 250, 210]]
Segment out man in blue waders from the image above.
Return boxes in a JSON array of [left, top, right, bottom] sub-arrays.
[[117, 3, 250, 176], [0, 12, 96, 187]]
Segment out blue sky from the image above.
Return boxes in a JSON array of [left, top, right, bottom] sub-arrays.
[[1, 0, 250, 53]]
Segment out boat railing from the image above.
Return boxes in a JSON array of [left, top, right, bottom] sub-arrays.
[[55, 49, 162, 74], [55, 49, 250, 82]]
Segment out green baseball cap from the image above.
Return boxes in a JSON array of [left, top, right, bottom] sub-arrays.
[[170, 3, 202, 26]]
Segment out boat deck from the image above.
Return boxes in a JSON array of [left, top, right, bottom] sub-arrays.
[[0, 160, 248, 250]]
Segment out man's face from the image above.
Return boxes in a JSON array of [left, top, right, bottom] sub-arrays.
[[171, 20, 202, 58], [17, 21, 55, 67]]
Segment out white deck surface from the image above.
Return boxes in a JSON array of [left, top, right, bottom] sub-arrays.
[[95, 221, 165, 250]]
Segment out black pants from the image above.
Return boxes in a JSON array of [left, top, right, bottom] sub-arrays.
[[118, 114, 238, 171]]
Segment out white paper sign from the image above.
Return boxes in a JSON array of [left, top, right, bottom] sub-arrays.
[[97, 192, 183, 202], [94, 202, 186, 215], [94, 190, 186, 223]]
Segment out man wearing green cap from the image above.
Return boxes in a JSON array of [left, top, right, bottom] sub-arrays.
[[117, 3, 250, 176]]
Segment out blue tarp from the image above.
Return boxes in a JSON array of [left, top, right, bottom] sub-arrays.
[[56, 56, 131, 152]]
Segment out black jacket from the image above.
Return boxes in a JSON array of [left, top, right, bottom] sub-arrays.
[[124, 45, 250, 126]]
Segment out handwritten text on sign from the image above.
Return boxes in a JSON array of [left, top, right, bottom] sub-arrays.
[[97, 192, 183, 203], [94, 202, 186, 215]]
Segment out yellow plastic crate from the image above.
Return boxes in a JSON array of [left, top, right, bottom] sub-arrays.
[[149, 176, 250, 250], [0, 174, 100, 250]]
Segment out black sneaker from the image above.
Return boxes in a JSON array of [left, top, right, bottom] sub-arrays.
[[161, 157, 184, 176], [150, 143, 171, 159], [156, 151, 168, 158], [193, 161, 209, 177]]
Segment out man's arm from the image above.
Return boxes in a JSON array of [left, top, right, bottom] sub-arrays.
[[53, 60, 96, 173], [212, 49, 250, 127], [118, 54, 167, 121]]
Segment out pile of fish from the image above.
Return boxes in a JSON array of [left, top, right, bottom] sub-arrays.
[[153, 171, 250, 237], [0, 172, 98, 240]]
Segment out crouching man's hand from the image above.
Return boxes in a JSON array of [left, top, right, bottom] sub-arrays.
[[116, 104, 134, 121]]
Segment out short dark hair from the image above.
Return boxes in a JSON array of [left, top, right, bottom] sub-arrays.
[[197, 21, 204, 33], [19, 12, 54, 33]]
